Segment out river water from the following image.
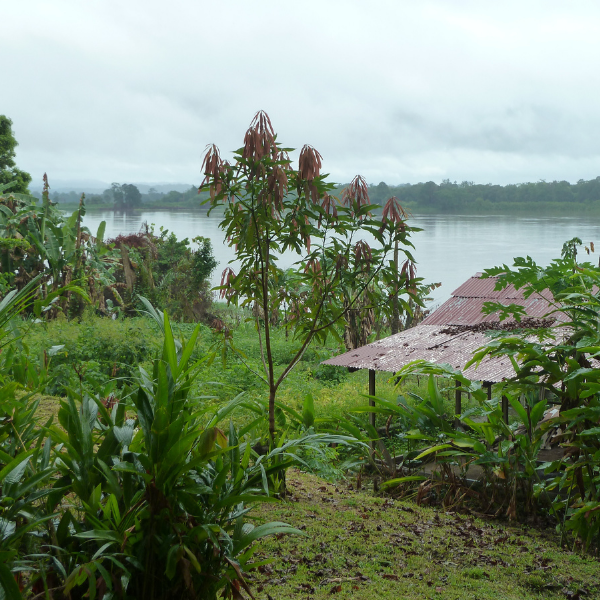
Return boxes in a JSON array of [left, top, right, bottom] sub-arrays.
[[80, 210, 600, 308]]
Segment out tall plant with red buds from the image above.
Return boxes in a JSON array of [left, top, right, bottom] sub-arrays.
[[200, 111, 423, 440]]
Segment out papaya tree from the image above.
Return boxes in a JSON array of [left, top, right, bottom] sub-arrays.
[[201, 111, 422, 440]]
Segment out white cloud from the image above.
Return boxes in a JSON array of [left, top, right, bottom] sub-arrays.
[[5, 0, 600, 188]]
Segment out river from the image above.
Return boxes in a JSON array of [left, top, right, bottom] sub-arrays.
[[79, 210, 600, 308]]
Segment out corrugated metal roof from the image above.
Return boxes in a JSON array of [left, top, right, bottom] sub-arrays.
[[322, 272, 566, 382], [323, 325, 518, 382], [450, 274, 550, 300], [421, 296, 563, 326], [451, 275, 527, 299]]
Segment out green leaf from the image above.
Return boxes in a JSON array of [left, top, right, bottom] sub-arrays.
[[415, 444, 452, 460], [165, 545, 182, 580], [302, 393, 315, 428], [0, 561, 22, 600], [175, 323, 201, 378], [508, 395, 529, 426], [579, 427, 600, 436], [45, 226, 62, 265], [183, 546, 203, 573], [380, 475, 427, 490], [162, 311, 178, 374], [96, 221, 106, 245], [75, 529, 123, 544], [0, 450, 33, 484], [236, 522, 304, 553], [529, 398, 547, 429]]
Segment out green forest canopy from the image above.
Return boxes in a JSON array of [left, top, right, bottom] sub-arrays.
[[364, 177, 600, 213], [45, 176, 600, 214]]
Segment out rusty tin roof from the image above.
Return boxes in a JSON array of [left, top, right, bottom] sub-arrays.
[[323, 325, 518, 382], [322, 273, 562, 382]]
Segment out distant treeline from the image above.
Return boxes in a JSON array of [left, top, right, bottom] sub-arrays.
[[36, 184, 211, 209], [42, 176, 600, 215], [360, 177, 600, 214]]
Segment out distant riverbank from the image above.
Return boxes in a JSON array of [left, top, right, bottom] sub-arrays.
[[55, 199, 600, 217]]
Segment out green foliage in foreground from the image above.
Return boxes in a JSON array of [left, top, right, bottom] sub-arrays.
[[359, 246, 600, 554], [4, 237, 600, 597], [2, 296, 362, 599]]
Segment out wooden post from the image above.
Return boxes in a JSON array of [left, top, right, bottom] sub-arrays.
[[486, 382, 492, 401], [502, 395, 509, 424], [455, 379, 461, 428], [369, 369, 376, 429]]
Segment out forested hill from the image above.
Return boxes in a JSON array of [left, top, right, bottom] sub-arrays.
[[358, 177, 600, 214]]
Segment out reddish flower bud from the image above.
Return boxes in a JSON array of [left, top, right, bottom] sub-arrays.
[[342, 175, 370, 208]]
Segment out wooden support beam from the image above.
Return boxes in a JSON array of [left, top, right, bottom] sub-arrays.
[[455, 379, 461, 427], [502, 395, 509, 424], [369, 369, 376, 429]]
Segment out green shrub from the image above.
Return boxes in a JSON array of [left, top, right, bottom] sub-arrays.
[[6, 308, 304, 600], [22, 314, 159, 392], [312, 362, 348, 386]]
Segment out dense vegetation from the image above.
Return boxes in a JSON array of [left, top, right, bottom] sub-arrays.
[[1, 111, 600, 598], [0, 182, 217, 321], [0, 116, 31, 195]]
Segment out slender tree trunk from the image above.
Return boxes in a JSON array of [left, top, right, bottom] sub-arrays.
[[391, 240, 400, 334], [260, 238, 277, 443], [268, 387, 276, 443]]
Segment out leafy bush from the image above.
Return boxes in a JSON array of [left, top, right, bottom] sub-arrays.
[[21, 314, 158, 393], [312, 363, 348, 386], [1, 301, 308, 599], [106, 226, 218, 322], [1, 183, 218, 323], [373, 247, 600, 552]]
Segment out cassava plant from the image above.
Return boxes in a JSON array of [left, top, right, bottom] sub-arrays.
[[201, 111, 422, 440]]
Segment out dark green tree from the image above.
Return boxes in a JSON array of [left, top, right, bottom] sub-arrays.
[[110, 182, 124, 208], [122, 183, 142, 208], [0, 116, 32, 194]]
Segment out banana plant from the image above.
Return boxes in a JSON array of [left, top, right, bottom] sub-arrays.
[[1, 189, 110, 315]]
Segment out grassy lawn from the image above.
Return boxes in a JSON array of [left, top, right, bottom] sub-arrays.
[[251, 470, 599, 600]]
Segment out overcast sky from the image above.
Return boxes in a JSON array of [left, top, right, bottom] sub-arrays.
[[5, 0, 600, 189]]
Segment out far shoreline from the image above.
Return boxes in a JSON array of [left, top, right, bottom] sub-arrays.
[[53, 201, 600, 218]]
